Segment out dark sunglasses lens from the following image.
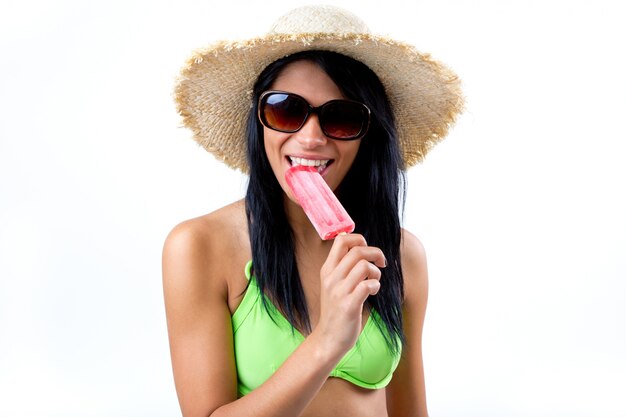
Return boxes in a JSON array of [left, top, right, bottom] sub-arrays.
[[262, 93, 308, 132], [321, 101, 368, 139]]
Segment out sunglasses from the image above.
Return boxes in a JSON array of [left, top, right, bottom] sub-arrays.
[[258, 90, 371, 140]]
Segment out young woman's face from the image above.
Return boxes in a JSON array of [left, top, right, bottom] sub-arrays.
[[262, 60, 362, 201]]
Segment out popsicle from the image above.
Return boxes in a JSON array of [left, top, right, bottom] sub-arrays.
[[285, 165, 355, 240]]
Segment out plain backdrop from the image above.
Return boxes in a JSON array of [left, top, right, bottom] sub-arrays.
[[1, 0, 624, 416]]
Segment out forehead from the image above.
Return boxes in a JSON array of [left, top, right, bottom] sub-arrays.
[[270, 60, 345, 104]]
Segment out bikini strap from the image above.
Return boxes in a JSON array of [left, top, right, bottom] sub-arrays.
[[244, 260, 253, 281]]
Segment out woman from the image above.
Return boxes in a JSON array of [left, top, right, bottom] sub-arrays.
[[163, 5, 463, 417]]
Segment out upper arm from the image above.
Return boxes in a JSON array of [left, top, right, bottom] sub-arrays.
[[162, 221, 237, 417], [386, 230, 429, 417]]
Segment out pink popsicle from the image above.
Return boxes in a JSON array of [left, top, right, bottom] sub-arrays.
[[285, 165, 355, 240]]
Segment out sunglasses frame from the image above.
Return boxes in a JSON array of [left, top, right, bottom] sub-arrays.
[[258, 90, 371, 141]]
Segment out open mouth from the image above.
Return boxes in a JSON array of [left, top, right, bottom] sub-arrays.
[[287, 156, 333, 174]]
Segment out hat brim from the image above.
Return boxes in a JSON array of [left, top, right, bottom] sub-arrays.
[[175, 32, 464, 172]]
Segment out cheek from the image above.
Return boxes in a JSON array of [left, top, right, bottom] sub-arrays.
[[262, 128, 290, 187], [263, 130, 292, 198], [263, 129, 282, 165], [339, 140, 361, 165]]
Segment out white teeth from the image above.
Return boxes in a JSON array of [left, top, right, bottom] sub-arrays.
[[289, 156, 329, 168]]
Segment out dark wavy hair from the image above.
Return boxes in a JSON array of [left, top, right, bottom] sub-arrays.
[[245, 50, 406, 353]]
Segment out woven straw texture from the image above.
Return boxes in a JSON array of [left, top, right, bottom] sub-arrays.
[[175, 5, 464, 172]]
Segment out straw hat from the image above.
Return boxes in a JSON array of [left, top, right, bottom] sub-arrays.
[[175, 5, 464, 172]]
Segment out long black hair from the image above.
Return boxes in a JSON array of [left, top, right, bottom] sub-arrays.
[[245, 50, 406, 353]]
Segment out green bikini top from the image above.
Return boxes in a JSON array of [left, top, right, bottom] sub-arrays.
[[232, 261, 401, 397]]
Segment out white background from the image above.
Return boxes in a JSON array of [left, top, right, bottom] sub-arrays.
[[1, 0, 624, 416]]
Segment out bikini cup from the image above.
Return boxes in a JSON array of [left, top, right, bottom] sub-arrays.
[[232, 261, 401, 396]]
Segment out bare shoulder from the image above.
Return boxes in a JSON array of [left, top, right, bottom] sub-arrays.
[[162, 200, 249, 413], [386, 229, 429, 415], [400, 229, 428, 305], [162, 199, 250, 303], [164, 199, 248, 252], [400, 229, 426, 263]]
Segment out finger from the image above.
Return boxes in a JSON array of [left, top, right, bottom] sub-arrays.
[[344, 246, 386, 269], [322, 233, 368, 274], [332, 246, 386, 280], [342, 259, 382, 292], [354, 279, 381, 305]]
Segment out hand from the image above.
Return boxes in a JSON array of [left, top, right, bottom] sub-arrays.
[[314, 233, 386, 358]]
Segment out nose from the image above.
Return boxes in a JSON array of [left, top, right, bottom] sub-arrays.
[[294, 114, 327, 148]]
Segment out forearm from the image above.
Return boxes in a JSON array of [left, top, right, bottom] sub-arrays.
[[210, 331, 341, 417]]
